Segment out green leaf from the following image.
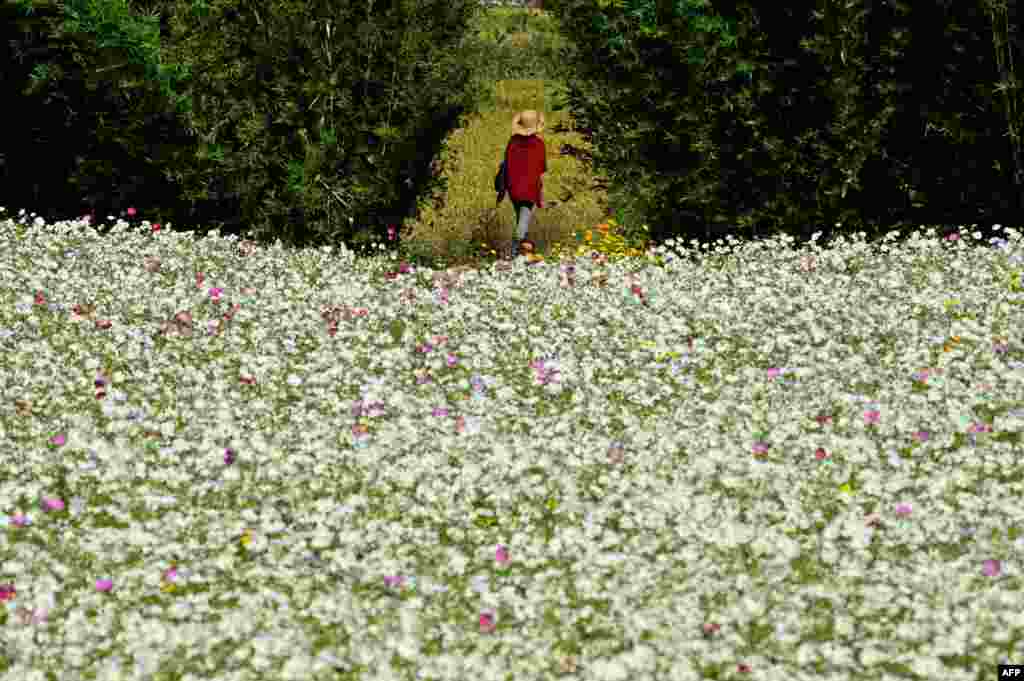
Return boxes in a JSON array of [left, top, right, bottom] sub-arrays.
[[389, 319, 406, 344]]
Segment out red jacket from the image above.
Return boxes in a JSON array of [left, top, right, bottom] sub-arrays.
[[506, 134, 546, 204]]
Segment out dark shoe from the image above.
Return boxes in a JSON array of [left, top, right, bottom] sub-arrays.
[[501, 240, 518, 260]]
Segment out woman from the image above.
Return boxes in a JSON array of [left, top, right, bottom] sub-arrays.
[[499, 110, 546, 259]]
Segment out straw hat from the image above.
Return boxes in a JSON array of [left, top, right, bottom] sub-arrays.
[[512, 110, 545, 136]]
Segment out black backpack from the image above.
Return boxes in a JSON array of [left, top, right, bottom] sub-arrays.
[[494, 140, 511, 201]]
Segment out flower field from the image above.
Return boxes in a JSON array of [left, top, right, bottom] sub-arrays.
[[2, 209, 1024, 680]]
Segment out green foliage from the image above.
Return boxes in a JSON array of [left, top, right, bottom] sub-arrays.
[[2, 0, 201, 229], [541, 0, 1024, 258], [855, 0, 1024, 239], [134, 0, 497, 253], [10, 0, 192, 115], [542, 0, 770, 254]]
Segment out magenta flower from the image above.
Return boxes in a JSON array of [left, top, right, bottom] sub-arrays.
[[983, 559, 1002, 577], [446, 354, 458, 368], [752, 442, 769, 456], [479, 609, 497, 633], [126, 207, 136, 218], [894, 503, 912, 516], [767, 368, 782, 379], [42, 497, 65, 512], [223, 449, 236, 466], [10, 514, 29, 527], [863, 410, 881, 425], [209, 287, 223, 300], [495, 545, 510, 565], [0, 584, 15, 601], [912, 430, 930, 443], [50, 434, 66, 447], [95, 578, 113, 592], [432, 407, 449, 418], [384, 575, 405, 588]]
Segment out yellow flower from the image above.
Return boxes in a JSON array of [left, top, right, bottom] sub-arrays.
[[160, 582, 176, 593], [240, 529, 253, 547]]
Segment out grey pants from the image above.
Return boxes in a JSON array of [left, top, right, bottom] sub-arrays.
[[511, 199, 534, 241]]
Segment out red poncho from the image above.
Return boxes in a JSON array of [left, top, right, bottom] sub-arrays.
[[506, 134, 546, 204]]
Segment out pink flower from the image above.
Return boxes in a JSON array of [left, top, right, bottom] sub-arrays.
[[95, 578, 113, 592], [912, 430, 930, 443], [50, 433, 66, 446], [42, 497, 64, 511], [894, 503, 912, 516], [384, 575, 405, 588], [863, 410, 881, 425], [983, 559, 1002, 577], [752, 442, 769, 456], [126, 207, 136, 217], [163, 567, 178, 582], [0, 584, 15, 601], [702, 622, 721, 636], [767, 368, 782, 379], [946, 233, 960, 241], [11, 514, 29, 527], [814, 447, 828, 460], [479, 609, 497, 633], [495, 545, 510, 565], [209, 287, 223, 300], [15, 606, 48, 625]]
